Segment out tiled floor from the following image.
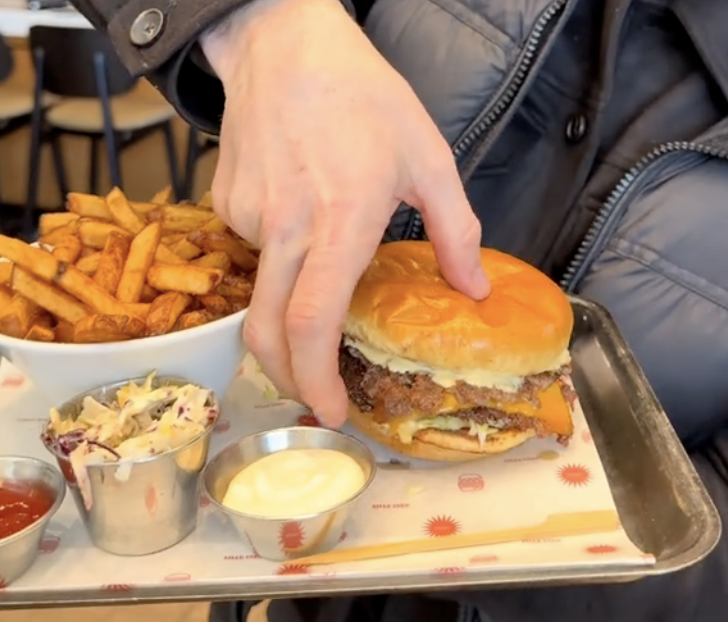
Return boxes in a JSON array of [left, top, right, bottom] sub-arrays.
[[0, 601, 268, 622]]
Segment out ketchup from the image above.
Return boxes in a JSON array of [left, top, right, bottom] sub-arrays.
[[0, 481, 55, 540]]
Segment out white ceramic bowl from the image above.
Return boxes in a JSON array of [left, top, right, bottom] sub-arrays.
[[0, 309, 247, 404]]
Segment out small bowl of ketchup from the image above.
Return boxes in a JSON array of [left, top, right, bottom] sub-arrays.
[[0, 455, 66, 586]]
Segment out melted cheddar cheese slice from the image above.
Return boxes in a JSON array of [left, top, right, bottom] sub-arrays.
[[387, 381, 573, 440]]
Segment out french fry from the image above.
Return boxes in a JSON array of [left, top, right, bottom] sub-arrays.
[[187, 230, 257, 272], [0, 261, 12, 285], [39, 212, 80, 236], [75, 251, 101, 276], [161, 233, 184, 245], [25, 323, 55, 342], [128, 303, 151, 320], [0, 284, 13, 310], [40, 224, 77, 247], [11, 267, 89, 324], [78, 219, 130, 249], [55, 319, 74, 343], [73, 314, 146, 343], [147, 264, 224, 295], [79, 246, 97, 258], [116, 222, 161, 303], [0, 234, 59, 281], [197, 191, 213, 209], [215, 274, 253, 302], [140, 284, 158, 302], [67, 192, 112, 220], [106, 187, 146, 234], [198, 293, 231, 317], [51, 234, 82, 264], [145, 292, 191, 336], [170, 238, 202, 261], [57, 265, 131, 316], [0, 294, 44, 339], [190, 251, 232, 272], [154, 243, 186, 265], [94, 231, 130, 295], [131, 201, 161, 216], [161, 205, 215, 232], [174, 309, 212, 331], [150, 185, 173, 205], [200, 216, 228, 233]]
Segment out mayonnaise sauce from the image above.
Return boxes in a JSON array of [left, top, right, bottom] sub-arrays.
[[222, 449, 366, 518], [343, 337, 570, 391]]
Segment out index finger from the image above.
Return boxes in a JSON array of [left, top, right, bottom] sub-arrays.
[[285, 223, 384, 427]]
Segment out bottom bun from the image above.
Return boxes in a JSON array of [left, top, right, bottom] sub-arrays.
[[347, 403, 536, 462]]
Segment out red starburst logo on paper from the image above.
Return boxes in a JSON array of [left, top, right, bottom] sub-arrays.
[[199, 494, 211, 509], [1, 374, 25, 388], [581, 430, 593, 444], [102, 584, 134, 591], [38, 534, 60, 554], [145, 486, 158, 515], [338, 531, 347, 543], [585, 544, 619, 555], [214, 419, 231, 434], [0, 578, 7, 590], [434, 567, 465, 575], [469, 554, 499, 564], [457, 473, 484, 492], [557, 464, 592, 487], [275, 564, 310, 576], [424, 515, 461, 537], [279, 521, 305, 551], [297, 412, 321, 427]]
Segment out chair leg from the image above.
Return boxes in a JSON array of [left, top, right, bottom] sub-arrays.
[[102, 124, 123, 190], [24, 110, 45, 240], [50, 133, 69, 205], [89, 136, 100, 195], [162, 121, 182, 201], [183, 125, 200, 201]]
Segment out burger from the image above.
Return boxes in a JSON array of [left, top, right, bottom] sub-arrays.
[[339, 241, 576, 462]]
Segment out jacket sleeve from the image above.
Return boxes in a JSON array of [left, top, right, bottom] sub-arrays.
[[69, 0, 358, 134]]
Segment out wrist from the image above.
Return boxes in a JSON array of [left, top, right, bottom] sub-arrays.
[[200, 0, 343, 86]]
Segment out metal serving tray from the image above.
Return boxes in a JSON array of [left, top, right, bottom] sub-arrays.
[[0, 297, 720, 608]]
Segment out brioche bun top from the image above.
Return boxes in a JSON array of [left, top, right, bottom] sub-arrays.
[[344, 242, 573, 376]]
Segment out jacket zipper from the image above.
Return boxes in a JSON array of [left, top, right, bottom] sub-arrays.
[[559, 140, 728, 292], [405, 0, 567, 241]]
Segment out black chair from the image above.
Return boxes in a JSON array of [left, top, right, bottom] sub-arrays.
[[23, 26, 183, 237], [183, 126, 219, 199], [0, 34, 35, 209]]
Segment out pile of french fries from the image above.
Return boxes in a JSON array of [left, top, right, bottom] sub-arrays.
[[0, 187, 257, 344]]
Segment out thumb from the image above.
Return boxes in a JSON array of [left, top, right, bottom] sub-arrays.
[[409, 160, 490, 300]]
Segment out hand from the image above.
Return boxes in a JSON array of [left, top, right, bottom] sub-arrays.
[[201, 0, 490, 426]]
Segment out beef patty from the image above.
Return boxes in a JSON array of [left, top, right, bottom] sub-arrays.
[[339, 345, 574, 435]]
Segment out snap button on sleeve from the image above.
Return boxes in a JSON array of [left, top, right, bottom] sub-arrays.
[[129, 8, 165, 47]]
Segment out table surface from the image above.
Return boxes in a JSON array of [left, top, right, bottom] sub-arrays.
[[0, 1, 90, 38]]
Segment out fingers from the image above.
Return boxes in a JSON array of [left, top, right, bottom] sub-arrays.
[[286, 224, 382, 428], [243, 235, 308, 401], [409, 147, 490, 301]]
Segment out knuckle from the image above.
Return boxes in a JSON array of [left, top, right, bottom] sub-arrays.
[[417, 149, 458, 190], [242, 316, 271, 359], [285, 300, 327, 341], [462, 214, 483, 244]]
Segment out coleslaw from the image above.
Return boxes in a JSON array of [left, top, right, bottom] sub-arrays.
[[42, 372, 218, 470]]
